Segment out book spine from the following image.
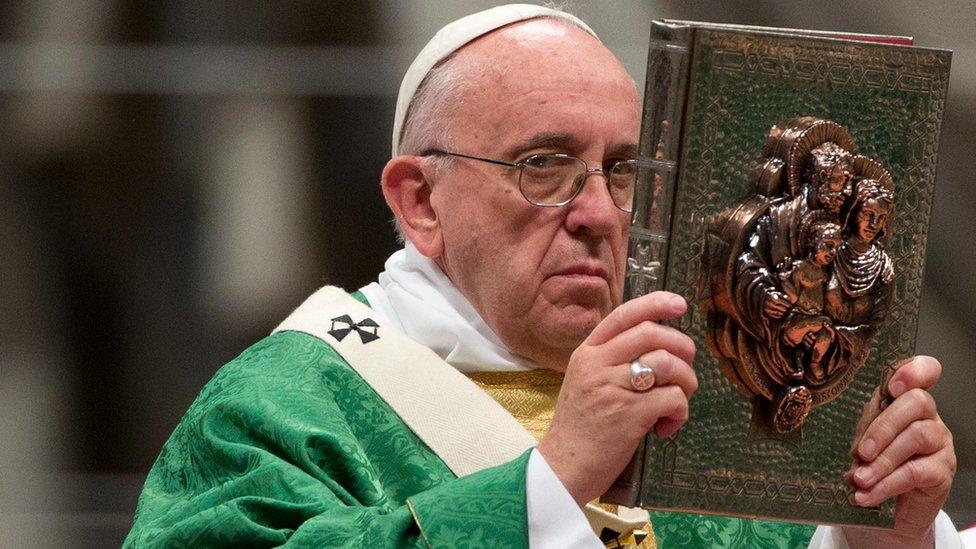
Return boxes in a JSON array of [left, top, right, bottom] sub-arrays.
[[602, 20, 694, 508]]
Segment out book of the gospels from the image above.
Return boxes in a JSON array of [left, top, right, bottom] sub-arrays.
[[602, 20, 951, 528]]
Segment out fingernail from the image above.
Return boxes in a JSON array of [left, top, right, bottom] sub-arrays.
[[852, 491, 869, 506], [854, 467, 874, 487], [843, 469, 855, 485], [669, 296, 686, 313], [889, 380, 906, 398], [859, 438, 876, 460]]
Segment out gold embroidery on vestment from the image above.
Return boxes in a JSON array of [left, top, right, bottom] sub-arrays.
[[467, 370, 563, 442]]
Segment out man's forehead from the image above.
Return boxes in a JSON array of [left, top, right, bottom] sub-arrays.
[[500, 131, 639, 159], [451, 24, 640, 158]]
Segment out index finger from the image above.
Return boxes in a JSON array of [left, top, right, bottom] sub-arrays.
[[587, 292, 687, 346]]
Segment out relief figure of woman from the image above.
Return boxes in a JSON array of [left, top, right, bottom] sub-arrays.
[[824, 178, 895, 372]]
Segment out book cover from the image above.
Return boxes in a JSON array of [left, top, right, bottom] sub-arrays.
[[604, 20, 951, 528]]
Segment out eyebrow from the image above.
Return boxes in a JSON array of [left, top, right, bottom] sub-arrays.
[[613, 142, 639, 159], [504, 132, 581, 158], [503, 131, 639, 161]]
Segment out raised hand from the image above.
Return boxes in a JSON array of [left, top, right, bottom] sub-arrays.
[[538, 291, 697, 505], [842, 356, 955, 549]]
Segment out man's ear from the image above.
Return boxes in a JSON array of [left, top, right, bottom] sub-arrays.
[[381, 156, 444, 258]]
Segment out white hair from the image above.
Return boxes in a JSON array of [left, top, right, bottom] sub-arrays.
[[391, 51, 466, 242], [398, 54, 464, 158]]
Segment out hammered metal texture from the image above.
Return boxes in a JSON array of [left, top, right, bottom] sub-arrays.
[[639, 28, 951, 528]]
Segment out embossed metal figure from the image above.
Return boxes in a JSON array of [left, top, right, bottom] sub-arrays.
[[701, 117, 895, 434], [777, 217, 842, 382]]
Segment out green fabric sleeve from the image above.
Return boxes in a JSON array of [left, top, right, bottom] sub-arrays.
[[124, 331, 529, 548], [407, 451, 531, 548]]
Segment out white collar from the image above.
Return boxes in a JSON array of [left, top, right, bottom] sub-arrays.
[[359, 243, 537, 373]]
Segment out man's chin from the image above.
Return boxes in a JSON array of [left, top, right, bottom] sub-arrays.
[[541, 276, 615, 311], [529, 284, 617, 354], [537, 307, 605, 346], [514, 305, 608, 370]]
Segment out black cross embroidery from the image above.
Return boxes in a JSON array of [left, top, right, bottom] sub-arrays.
[[328, 315, 380, 344]]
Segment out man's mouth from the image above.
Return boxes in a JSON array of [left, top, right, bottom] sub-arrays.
[[551, 263, 609, 283]]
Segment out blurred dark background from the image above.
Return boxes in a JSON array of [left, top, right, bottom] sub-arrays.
[[1, 1, 972, 546]]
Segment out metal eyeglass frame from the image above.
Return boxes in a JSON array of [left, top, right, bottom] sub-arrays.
[[424, 149, 636, 213]]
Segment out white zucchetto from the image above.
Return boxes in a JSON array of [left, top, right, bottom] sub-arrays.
[[391, 3, 598, 156]]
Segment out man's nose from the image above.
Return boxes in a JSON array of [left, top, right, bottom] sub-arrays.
[[564, 172, 621, 235]]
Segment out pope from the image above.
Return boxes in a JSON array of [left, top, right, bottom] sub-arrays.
[[125, 5, 959, 548]]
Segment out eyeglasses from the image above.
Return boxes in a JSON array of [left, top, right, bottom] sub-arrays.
[[424, 150, 637, 213]]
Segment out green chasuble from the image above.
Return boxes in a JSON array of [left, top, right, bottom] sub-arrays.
[[125, 291, 816, 547], [125, 328, 530, 547]]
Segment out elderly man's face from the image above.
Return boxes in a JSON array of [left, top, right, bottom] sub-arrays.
[[816, 163, 854, 214], [427, 20, 641, 370]]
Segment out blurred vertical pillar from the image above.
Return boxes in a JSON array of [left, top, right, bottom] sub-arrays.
[[197, 98, 319, 331], [1, 0, 113, 544], [0, 158, 72, 547]]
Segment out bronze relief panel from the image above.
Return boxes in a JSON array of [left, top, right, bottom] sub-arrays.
[[701, 116, 895, 434]]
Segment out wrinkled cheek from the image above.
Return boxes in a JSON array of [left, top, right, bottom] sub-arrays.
[[611, 262, 626, 299], [612, 238, 628, 304]]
